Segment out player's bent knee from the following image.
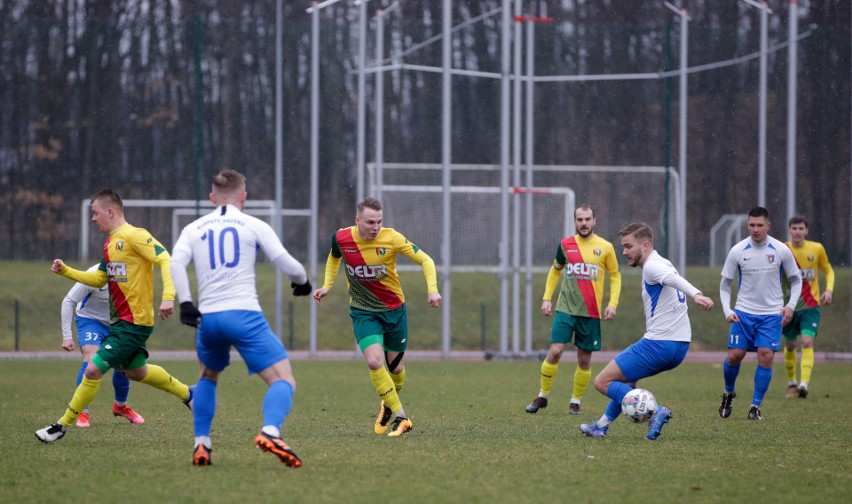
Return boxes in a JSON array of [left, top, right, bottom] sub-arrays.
[[258, 359, 296, 387]]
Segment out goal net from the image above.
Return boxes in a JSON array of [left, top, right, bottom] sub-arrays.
[[368, 163, 684, 271]]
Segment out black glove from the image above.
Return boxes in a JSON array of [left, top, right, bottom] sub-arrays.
[[179, 301, 202, 328], [291, 280, 313, 297]]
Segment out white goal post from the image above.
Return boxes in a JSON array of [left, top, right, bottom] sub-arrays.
[[369, 162, 685, 357], [369, 163, 685, 272]]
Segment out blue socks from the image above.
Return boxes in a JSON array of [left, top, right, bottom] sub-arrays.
[[604, 382, 634, 421], [112, 371, 130, 403], [76, 361, 87, 387], [752, 365, 772, 407], [723, 360, 740, 394], [193, 379, 294, 438], [193, 378, 217, 437], [262, 380, 294, 430]]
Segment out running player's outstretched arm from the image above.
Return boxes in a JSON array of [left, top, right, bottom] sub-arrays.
[[254, 220, 311, 296], [656, 269, 713, 311], [819, 244, 835, 305], [604, 243, 621, 318], [313, 234, 342, 305], [52, 259, 108, 288], [140, 231, 175, 319], [395, 233, 440, 307], [169, 230, 201, 327]]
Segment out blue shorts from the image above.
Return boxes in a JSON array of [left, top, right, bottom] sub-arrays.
[[196, 310, 288, 375], [75, 317, 109, 348], [727, 310, 783, 352], [614, 338, 690, 384]]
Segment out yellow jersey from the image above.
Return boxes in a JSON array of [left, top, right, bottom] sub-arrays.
[[60, 223, 174, 326], [543, 233, 621, 319], [785, 240, 834, 310], [322, 226, 437, 312]]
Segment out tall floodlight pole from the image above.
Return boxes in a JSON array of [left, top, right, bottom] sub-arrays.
[[665, 2, 689, 275], [372, 2, 400, 201], [308, 0, 346, 355], [441, 0, 452, 358], [356, 0, 369, 202], [518, 13, 553, 354], [274, 0, 284, 338], [741, 0, 772, 207], [511, 1, 522, 355], [523, 18, 535, 354], [786, 0, 799, 227], [499, 0, 512, 356], [375, 6, 386, 200]]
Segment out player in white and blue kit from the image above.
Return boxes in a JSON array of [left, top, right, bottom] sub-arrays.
[[719, 207, 801, 420], [61, 265, 145, 427], [579, 223, 714, 440], [171, 169, 312, 467]]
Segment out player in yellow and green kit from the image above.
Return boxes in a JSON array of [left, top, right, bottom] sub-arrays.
[[313, 197, 442, 437], [525, 205, 621, 416], [36, 189, 194, 443], [783, 216, 834, 398]]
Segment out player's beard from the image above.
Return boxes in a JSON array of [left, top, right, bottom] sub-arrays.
[[577, 227, 593, 238]]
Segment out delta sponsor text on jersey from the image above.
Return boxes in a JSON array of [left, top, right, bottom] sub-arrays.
[[106, 262, 128, 282], [563, 262, 600, 282], [346, 263, 388, 281]]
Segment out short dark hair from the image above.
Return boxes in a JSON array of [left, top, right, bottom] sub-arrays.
[[618, 222, 653, 242], [748, 206, 770, 220], [212, 169, 246, 193], [91, 189, 123, 212], [358, 197, 382, 213], [788, 215, 808, 228], [574, 204, 595, 218]]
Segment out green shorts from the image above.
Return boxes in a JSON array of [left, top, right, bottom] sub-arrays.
[[92, 320, 152, 373], [350, 305, 408, 352], [550, 311, 602, 352], [783, 307, 821, 340]]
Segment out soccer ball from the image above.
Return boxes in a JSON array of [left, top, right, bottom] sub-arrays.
[[621, 388, 657, 423]]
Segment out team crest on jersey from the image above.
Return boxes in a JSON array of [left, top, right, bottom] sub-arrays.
[[594, 248, 602, 257], [807, 254, 814, 263], [376, 247, 387, 256], [766, 255, 775, 264], [115, 240, 124, 251]]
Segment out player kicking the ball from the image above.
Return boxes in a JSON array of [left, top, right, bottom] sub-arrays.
[[579, 223, 713, 440]]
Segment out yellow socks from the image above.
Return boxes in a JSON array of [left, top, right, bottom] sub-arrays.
[[391, 367, 406, 393], [784, 347, 797, 383], [539, 361, 559, 395], [140, 364, 190, 400], [370, 367, 402, 414], [60, 377, 101, 426], [572, 366, 592, 401], [800, 347, 814, 385]]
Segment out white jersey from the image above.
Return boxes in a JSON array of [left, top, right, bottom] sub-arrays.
[[171, 204, 308, 313], [640, 251, 701, 342], [721, 235, 801, 316], [60, 264, 109, 340]]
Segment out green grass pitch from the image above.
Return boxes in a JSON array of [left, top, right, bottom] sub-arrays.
[[3, 359, 851, 503]]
